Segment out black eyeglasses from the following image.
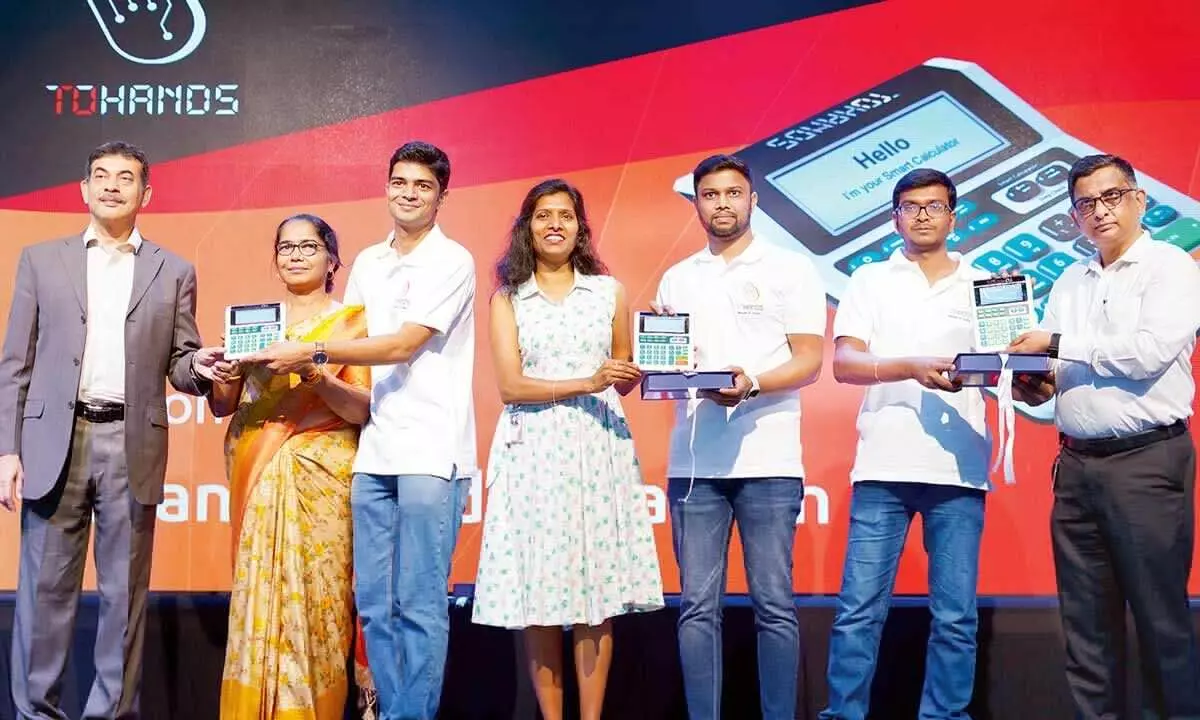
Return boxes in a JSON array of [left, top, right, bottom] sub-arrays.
[[1071, 187, 1140, 216], [895, 201, 952, 218], [276, 241, 323, 257]]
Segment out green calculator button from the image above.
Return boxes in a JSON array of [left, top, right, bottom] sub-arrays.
[[1154, 217, 1200, 252]]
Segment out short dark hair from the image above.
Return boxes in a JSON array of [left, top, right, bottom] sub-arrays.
[[274, 213, 342, 293], [692, 154, 753, 194], [86, 141, 150, 185], [387, 141, 451, 192], [891, 168, 956, 210], [1067, 154, 1137, 203], [494, 178, 608, 294]]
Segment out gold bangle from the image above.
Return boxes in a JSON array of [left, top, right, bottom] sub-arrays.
[[872, 361, 880, 383]]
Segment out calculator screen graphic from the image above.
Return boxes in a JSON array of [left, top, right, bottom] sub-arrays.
[[766, 92, 1010, 237], [673, 57, 1200, 421]]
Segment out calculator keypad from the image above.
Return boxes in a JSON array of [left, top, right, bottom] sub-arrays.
[[837, 147, 1200, 323], [637, 334, 690, 369], [226, 323, 281, 356], [975, 305, 1033, 349]]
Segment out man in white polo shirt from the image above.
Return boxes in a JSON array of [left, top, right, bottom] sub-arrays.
[[1008, 154, 1200, 719], [818, 169, 991, 720], [653, 154, 826, 720], [247, 141, 476, 720]]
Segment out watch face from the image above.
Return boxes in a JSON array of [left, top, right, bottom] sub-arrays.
[[313, 351, 329, 365]]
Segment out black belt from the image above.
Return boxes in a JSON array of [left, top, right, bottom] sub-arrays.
[[1060, 420, 1188, 457], [75, 401, 125, 423]]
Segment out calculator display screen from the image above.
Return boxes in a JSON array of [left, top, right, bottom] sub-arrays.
[[766, 93, 1009, 235], [739, 63, 1043, 255], [640, 314, 688, 334], [975, 281, 1028, 307], [231, 305, 280, 325]]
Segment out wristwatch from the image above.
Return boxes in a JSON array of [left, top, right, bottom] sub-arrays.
[[1047, 333, 1061, 359], [745, 374, 761, 399], [312, 341, 328, 366]]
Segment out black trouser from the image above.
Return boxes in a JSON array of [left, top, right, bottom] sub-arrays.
[[1052, 424, 1200, 719]]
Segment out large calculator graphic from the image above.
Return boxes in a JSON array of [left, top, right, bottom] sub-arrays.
[[673, 58, 1200, 421]]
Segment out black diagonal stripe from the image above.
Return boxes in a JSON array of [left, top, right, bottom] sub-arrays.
[[0, 0, 878, 197]]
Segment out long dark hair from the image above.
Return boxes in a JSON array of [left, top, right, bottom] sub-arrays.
[[273, 213, 342, 293], [494, 178, 608, 294]]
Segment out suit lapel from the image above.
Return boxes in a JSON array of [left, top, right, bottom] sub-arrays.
[[59, 235, 87, 312], [127, 243, 165, 317]]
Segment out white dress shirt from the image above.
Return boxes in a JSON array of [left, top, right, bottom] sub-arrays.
[[1044, 231, 1200, 439], [78, 226, 142, 405]]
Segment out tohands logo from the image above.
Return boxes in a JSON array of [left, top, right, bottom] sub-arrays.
[[87, 0, 208, 65], [45, 1, 237, 117]]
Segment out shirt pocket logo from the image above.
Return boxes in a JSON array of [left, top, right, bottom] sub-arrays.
[[736, 282, 766, 316], [947, 306, 973, 323]]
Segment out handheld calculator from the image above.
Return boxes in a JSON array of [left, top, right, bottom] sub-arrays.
[[224, 302, 285, 360], [672, 57, 1200, 421], [971, 276, 1035, 352], [633, 312, 693, 372]]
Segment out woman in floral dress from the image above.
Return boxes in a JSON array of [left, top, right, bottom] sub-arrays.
[[473, 178, 664, 720]]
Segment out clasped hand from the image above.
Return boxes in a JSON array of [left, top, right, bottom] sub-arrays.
[[907, 357, 959, 392], [589, 359, 641, 392], [193, 338, 309, 384]]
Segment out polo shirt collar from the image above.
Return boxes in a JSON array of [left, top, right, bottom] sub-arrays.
[[381, 223, 448, 263], [693, 235, 767, 267], [886, 248, 974, 289]]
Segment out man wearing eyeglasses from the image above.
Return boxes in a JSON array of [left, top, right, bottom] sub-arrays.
[[819, 169, 991, 720], [1008, 154, 1200, 718]]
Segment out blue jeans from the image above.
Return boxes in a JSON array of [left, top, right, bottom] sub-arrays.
[[352, 471, 469, 720], [668, 476, 804, 720], [820, 481, 985, 720]]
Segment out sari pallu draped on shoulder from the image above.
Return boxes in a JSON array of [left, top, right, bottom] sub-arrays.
[[219, 305, 375, 720]]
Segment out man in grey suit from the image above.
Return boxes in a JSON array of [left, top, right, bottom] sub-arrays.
[[0, 141, 219, 719]]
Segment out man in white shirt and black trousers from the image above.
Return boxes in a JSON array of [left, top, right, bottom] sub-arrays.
[[1008, 153, 1200, 719]]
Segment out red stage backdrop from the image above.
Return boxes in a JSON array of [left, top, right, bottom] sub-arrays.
[[0, 0, 1198, 595]]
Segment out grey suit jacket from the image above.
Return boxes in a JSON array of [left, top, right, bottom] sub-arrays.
[[0, 234, 209, 505]]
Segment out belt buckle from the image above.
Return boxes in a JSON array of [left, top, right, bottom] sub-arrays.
[[79, 402, 122, 422]]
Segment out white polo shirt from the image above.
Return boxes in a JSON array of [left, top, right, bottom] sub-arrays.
[[1044, 232, 1200, 439], [343, 225, 478, 480], [833, 250, 992, 490], [654, 236, 827, 479]]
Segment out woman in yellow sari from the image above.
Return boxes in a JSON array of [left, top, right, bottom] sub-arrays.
[[211, 213, 376, 719]]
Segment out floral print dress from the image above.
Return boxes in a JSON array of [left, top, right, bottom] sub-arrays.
[[472, 273, 664, 628]]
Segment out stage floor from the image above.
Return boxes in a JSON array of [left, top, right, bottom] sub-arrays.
[[0, 593, 1187, 719]]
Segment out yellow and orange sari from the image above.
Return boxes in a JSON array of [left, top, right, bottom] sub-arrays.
[[219, 304, 375, 719]]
